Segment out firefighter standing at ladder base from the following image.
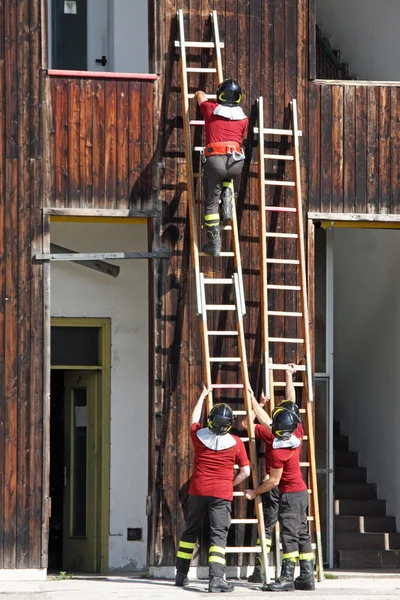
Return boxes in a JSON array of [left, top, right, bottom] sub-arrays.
[[175, 385, 250, 592], [244, 365, 315, 592], [195, 79, 248, 257]]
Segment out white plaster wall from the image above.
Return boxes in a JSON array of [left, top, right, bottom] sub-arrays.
[[317, 0, 400, 81], [50, 222, 149, 571], [333, 228, 400, 529], [109, 0, 148, 73]]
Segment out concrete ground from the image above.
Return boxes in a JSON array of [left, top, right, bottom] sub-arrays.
[[0, 572, 400, 600]]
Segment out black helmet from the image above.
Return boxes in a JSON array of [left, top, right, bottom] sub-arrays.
[[207, 403, 233, 435], [273, 400, 301, 423], [216, 79, 242, 107], [271, 407, 298, 441]]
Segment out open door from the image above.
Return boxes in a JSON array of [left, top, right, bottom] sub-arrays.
[[63, 370, 99, 572]]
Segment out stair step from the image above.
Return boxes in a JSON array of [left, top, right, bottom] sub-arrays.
[[336, 532, 389, 551], [335, 515, 397, 533], [335, 466, 367, 483], [336, 549, 400, 569], [334, 451, 358, 467], [336, 499, 386, 517], [333, 435, 349, 451], [335, 482, 377, 500]]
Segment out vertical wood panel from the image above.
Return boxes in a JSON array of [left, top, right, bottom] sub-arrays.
[[366, 87, 379, 213], [320, 86, 332, 213], [5, 0, 17, 157], [390, 89, 400, 213], [331, 86, 343, 213], [92, 81, 105, 207], [116, 81, 129, 206], [378, 87, 391, 214], [105, 81, 117, 209], [355, 87, 367, 214], [53, 78, 68, 207], [67, 79, 80, 208], [4, 160, 18, 568], [141, 83, 154, 211], [79, 79, 93, 208]]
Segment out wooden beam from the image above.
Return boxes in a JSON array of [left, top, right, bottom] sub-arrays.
[[36, 249, 170, 262], [43, 207, 159, 217], [50, 243, 120, 277], [309, 212, 400, 224]]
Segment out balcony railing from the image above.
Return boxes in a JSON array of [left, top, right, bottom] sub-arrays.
[[47, 70, 157, 213]]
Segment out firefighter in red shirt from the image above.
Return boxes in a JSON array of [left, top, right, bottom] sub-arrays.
[[244, 366, 315, 592], [195, 79, 248, 257], [175, 385, 250, 592]]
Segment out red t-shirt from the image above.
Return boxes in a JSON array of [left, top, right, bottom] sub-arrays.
[[188, 423, 250, 501], [199, 101, 248, 145], [255, 424, 306, 493]]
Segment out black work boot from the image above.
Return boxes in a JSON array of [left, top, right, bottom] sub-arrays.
[[263, 558, 295, 592], [203, 224, 221, 257], [220, 186, 233, 224], [248, 558, 264, 583], [295, 560, 315, 591], [208, 576, 234, 593], [175, 572, 189, 587]]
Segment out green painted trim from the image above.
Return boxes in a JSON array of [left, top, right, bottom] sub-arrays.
[[51, 317, 111, 573], [51, 365, 102, 370]]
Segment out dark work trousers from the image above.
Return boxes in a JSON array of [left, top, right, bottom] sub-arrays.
[[176, 494, 231, 578], [203, 155, 244, 216], [263, 485, 281, 540], [278, 490, 312, 556]]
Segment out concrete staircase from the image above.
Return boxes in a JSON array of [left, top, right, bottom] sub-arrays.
[[334, 423, 400, 569]]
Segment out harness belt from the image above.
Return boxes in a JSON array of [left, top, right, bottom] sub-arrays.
[[204, 141, 242, 156]]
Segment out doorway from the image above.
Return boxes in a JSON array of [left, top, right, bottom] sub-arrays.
[[50, 0, 109, 71], [48, 318, 111, 573]]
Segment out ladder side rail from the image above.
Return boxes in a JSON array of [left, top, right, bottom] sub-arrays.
[[177, 10, 202, 315], [291, 99, 313, 400], [234, 274, 269, 585], [268, 358, 281, 577], [258, 97, 270, 398], [301, 369, 324, 581], [199, 273, 214, 413], [210, 11, 224, 83]]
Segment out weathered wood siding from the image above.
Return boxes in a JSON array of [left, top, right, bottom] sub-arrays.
[[309, 82, 400, 214], [149, 0, 311, 567], [47, 73, 156, 212], [0, 0, 46, 569]]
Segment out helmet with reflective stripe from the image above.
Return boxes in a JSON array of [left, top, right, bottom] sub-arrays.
[[271, 407, 298, 440], [272, 400, 301, 423], [207, 403, 233, 435], [216, 79, 242, 107]]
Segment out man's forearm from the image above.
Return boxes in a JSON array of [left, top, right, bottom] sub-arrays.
[[285, 372, 296, 403], [233, 467, 250, 487], [251, 397, 272, 429], [251, 478, 278, 497]]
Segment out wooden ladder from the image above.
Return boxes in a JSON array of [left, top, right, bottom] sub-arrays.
[[175, 9, 271, 584], [255, 97, 324, 581]]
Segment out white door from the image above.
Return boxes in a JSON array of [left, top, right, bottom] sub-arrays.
[[87, 0, 110, 71]]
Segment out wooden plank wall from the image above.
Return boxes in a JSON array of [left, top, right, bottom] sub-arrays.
[[308, 82, 400, 214], [48, 75, 155, 212], [149, 0, 310, 567], [0, 0, 45, 569]]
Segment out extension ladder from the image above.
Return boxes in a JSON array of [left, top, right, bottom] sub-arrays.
[[255, 96, 324, 581], [176, 9, 270, 584]]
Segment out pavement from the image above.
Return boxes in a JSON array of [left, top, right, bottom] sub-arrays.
[[0, 572, 400, 600]]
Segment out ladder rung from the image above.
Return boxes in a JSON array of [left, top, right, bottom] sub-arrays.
[[212, 384, 244, 389], [233, 410, 247, 416], [264, 154, 294, 161], [174, 41, 225, 48], [204, 278, 232, 284], [265, 206, 297, 212], [233, 491, 245, 496], [254, 127, 302, 136], [240, 437, 250, 442], [231, 519, 258, 524], [186, 67, 217, 73], [266, 258, 300, 265], [222, 225, 232, 230], [307, 516, 315, 521], [299, 408, 306, 413], [266, 232, 298, 239], [269, 364, 306, 371], [194, 146, 205, 152], [300, 462, 310, 467], [208, 331, 238, 336], [265, 180, 295, 187], [189, 94, 217, 99], [199, 252, 235, 257], [190, 120, 205, 125], [274, 382, 304, 388], [193, 173, 202, 178], [205, 305, 236, 310], [267, 284, 301, 290], [209, 357, 241, 362], [269, 337, 304, 343], [225, 547, 262, 553], [268, 311, 303, 317]]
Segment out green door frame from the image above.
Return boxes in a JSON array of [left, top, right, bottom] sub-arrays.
[[51, 317, 111, 573]]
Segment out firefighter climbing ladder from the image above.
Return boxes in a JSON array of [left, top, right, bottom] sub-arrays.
[[176, 9, 271, 584], [255, 96, 324, 581]]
